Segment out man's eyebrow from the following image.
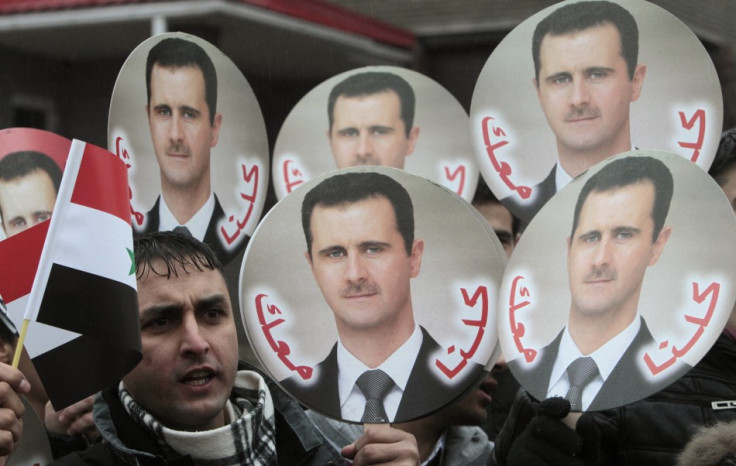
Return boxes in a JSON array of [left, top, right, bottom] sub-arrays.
[[195, 294, 229, 311], [179, 105, 201, 116], [544, 71, 572, 83], [576, 228, 600, 240], [494, 230, 513, 244], [152, 104, 171, 112], [140, 303, 180, 321], [368, 125, 394, 132], [336, 126, 358, 135], [317, 245, 345, 256], [613, 226, 641, 235], [360, 240, 391, 249], [585, 66, 616, 75]]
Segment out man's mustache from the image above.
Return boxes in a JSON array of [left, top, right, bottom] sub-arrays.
[[166, 142, 190, 155], [341, 282, 379, 297], [566, 106, 600, 121], [584, 266, 616, 282]]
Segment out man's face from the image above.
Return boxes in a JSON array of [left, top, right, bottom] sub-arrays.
[[306, 196, 423, 335], [535, 23, 646, 159], [567, 181, 670, 322], [147, 64, 222, 192], [474, 201, 516, 258], [124, 261, 238, 431], [328, 91, 420, 169], [443, 371, 496, 426], [0, 170, 56, 237]]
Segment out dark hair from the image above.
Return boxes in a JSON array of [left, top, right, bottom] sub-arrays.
[[328, 72, 416, 137], [571, 156, 673, 243], [0, 151, 62, 219], [134, 231, 222, 280], [710, 128, 736, 187], [146, 37, 218, 125], [472, 178, 520, 237], [302, 172, 414, 258], [532, 1, 639, 82]]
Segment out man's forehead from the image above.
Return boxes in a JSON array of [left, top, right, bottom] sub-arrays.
[[541, 22, 622, 56], [580, 181, 656, 220], [310, 197, 399, 235], [149, 63, 207, 97], [137, 259, 225, 289]]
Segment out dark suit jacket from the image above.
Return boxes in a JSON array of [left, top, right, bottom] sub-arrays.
[[502, 164, 556, 225], [509, 317, 684, 411], [280, 327, 483, 423], [136, 194, 248, 265]]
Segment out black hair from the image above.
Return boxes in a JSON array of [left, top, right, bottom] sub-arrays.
[[328, 72, 415, 137], [571, 156, 673, 243], [302, 171, 414, 258], [146, 37, 218, 125], [0, 151, 62, 219], [134, 231, 222, 280], [532, 1, 639, 82]]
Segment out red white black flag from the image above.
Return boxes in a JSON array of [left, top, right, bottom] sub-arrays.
[[2, 140, 141, 409]]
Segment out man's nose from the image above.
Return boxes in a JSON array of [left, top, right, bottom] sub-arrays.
[[345, 254, 367, 283], [180, 314, 210, 356], [570, 78, 591, 107], [169, 115, 184, 143], [356, 133, 372, 156], [593, 237, 612, 267]]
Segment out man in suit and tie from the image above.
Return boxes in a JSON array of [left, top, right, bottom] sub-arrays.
[[141, 37, 244, 265], [281, 171, 480, 423], [510, 156, 676, 411], [505, 1, 647, 222]]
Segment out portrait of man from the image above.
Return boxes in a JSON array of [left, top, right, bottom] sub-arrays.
[[327, 72, 420, 169], [139, 36, 241, 265], [509, 156, 680, 411], [0, 151, 62, 238], [505, 0, 646, 221], [280, 171, 479, 423]]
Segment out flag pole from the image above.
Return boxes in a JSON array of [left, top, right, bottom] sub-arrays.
[[11, 319, 30, 368]]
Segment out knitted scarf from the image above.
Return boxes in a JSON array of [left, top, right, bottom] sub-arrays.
[[120, 370, 277, 465]]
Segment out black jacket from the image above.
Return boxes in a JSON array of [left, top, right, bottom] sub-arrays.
[[50, 363, 344, 465], [496, 333, 736, 465]]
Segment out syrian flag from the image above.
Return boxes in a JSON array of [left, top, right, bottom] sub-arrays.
[[9, 140, 141, 409]]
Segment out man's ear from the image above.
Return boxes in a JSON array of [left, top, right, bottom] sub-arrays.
[[210, 112, 223, 148], [0, 339, 14, 366], [648, 226, 672, 266], [145, 104, 150, 119], [533, 77, 541, 99], [405, 126, 421, 156], [409, 239, 424, 278], [630, 64, 647, 102]]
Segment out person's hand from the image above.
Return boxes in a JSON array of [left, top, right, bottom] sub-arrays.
[[44, 395, 99, 442], [505, 397, 599, 466], [0, 363, 31, 457], [342, 424, 420, 466]]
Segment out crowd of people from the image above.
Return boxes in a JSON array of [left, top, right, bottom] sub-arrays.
[[0, 0, 733, 463]]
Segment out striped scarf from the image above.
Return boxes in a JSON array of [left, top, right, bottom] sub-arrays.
[[120, 370, 277, 465]]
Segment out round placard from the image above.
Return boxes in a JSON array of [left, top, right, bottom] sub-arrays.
[[499, 150, 736, 411], [471, 0, 723, 224], [273, 66, 479, 202], [242, 166, 503, 423]]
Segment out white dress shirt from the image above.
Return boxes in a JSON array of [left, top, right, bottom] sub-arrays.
[[158, 192, 215, 242], [546, 316, 641, 410], [337, 325, 423, 422]]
